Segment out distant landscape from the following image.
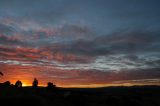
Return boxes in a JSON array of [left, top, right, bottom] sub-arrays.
[[0, 83, 160, 106]]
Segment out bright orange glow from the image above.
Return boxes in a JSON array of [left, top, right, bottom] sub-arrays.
[[22, 83, 28, 87]]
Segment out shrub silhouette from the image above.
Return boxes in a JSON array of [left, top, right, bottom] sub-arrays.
[[32, 78, 38, 88], [15, 80, 22, 87], [47, 82, 56, 91], [3, 81, 11, 86]]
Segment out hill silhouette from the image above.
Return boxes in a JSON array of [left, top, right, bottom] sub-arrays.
[[0, 80, 160, 106]]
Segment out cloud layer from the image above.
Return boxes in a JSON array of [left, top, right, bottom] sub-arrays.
[[0, 0, 160, 86]]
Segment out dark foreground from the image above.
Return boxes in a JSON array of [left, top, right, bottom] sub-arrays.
[[0, 85, 160, 106]]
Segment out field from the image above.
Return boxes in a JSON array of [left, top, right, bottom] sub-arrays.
[[0, 85, 160, 106]]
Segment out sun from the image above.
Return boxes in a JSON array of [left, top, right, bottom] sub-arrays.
[[22, 82, 30, 87]]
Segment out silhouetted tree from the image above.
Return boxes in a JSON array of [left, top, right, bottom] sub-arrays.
[[47, 82, 56, 91], [3, 81, 11, 86], [32, 78, 38, 88], [15, 80, 22, 87]]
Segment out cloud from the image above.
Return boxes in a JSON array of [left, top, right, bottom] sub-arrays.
[[0, 45, 93, 67], [0, 35, 26, 46], [94, 30, 160, 54], [40, 29, 160, 58], [2, 18, 159, 59], [0, 27, 160, 72], [0, 24, 16, 35], [1, 62, 159, 86]]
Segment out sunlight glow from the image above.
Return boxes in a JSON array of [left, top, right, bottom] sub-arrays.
[[22, 83, 29, 87]]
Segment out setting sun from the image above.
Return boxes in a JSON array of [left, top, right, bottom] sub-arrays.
[[22, 83, 29, 87]]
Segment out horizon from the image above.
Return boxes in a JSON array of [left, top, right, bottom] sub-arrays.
[[1, 81, 160, 88], [0, 0, 160, 87], [1, 79, 160, 88]]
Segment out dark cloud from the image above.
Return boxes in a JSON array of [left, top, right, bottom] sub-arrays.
[[45, 40, 111, 56], [58, 24, 92, 37], [1, 28, 160, 66], [42, 29, 160, 57], [0, 35, 26, 46], [117, 68, 160, 81], [0, 24, 16, 35], [145, 59, 160, 67], [95, 30, 160, 53]]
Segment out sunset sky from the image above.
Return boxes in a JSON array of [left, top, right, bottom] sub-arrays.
[[0, 0, 160, 87]]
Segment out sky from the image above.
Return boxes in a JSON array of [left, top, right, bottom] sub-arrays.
[[0, 0, 160, 87]]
